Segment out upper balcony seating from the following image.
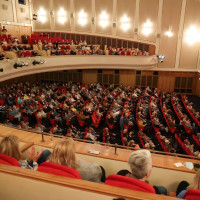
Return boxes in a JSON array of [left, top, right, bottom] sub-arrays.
[[0, 153, 20, 167], [37, 162, 81, 179], [105, 174, 155, 194]]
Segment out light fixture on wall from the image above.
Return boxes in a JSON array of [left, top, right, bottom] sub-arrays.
[[185, 26, 200, 45], [165, 26, 173, 37], [142, 19, 152, 36], [99, 11, 109, 28], [38, 8, 47, 23], [58, 8, 66, 24], [78, 9, 87, 26], [121, 15, 130, 31]]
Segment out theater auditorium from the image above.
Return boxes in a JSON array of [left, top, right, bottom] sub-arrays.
[[0, 0, 200, 199]]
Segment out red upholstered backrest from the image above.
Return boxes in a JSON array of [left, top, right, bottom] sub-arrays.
[[0, 153, 20, 167], [38, 162, 81, 179], [184, 189, 200, 200], [105, 175, 155, 194]]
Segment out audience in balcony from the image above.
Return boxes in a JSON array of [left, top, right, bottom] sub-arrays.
[[0, 135, 51, 170], [0, 32, 150, 58], [48, 138, 103, 182], [128, 149, 167, 195]]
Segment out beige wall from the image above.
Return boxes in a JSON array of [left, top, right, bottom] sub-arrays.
[[0, 172, 115, 200], [0, 0, 14, 22], [32, 0, 51, 30], [158, 0, 182, 68], [95, 0, 113, 35], [179, 0, 200, 69], [74, 0, 92, 33], [116, 0, 136, 38], [53, 0, 71, 31], [138, 0, 159, 43]]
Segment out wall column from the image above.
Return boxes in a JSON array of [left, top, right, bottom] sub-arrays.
[[175, 0, 187, 69]]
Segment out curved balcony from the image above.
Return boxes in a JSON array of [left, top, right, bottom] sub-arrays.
[[0, 55, 157, 82]]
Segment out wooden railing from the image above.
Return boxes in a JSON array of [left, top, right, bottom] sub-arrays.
[[0, 163, 178, 200]]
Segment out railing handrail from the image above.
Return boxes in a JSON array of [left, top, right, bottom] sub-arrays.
[[0, 123, 199, 160]]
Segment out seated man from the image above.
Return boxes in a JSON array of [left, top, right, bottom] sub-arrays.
[[128, 149, 167, 195]]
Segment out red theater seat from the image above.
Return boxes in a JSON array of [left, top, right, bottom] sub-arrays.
[[0, 153, 20, 167], [184, 189, 200, 200], [105, 175, 155, 194], [38, 162, 81, 179]]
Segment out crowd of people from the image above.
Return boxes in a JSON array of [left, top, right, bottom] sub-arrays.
[[0, 81, 199, 157], [0, 135, 199, 199], [0, 28, 150, 58], [107, 46, 149, 56]]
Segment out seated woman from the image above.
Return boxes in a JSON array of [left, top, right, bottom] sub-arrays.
[[48, 138, 103, 182], [176, 169, 200, 199], [0, 135, 50, 170]]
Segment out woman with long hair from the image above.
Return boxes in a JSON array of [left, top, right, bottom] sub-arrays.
[[0, 135, 50, 170], [49, 138, 77, 169], [49, 138, 104, 182]]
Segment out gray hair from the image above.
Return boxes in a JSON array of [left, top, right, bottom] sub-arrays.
[[78, 162, 102, 183], [128, 150, 152, 179]]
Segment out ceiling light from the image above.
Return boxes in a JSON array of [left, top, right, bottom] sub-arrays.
[[121, 15, 130, 31], [142, 19, 152, 36], [99, 11, 109, 28], [78, 9, 87, 26]]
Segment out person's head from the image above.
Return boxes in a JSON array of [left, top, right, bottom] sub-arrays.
[[49, 138, 77, 169], [0, 135, 21, 161], [189, 169, 200, 190], [128, 150, 152, 181]]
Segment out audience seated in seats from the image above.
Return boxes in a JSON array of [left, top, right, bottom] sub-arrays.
[[128, 149, 167, 195], [176, 169, 200, 199], [105, 150, 167, 195], [0, 135, 51, 170], [41, 138, 104, 182]]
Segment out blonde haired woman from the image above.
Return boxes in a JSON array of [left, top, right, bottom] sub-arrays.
[[177, 169, 200, 198], [49, 138, 103, 182], [49, 138, 77, 169], [0, 135, 50, 170]]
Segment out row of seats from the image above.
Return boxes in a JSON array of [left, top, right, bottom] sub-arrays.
[[0, 152, 199, 199]]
